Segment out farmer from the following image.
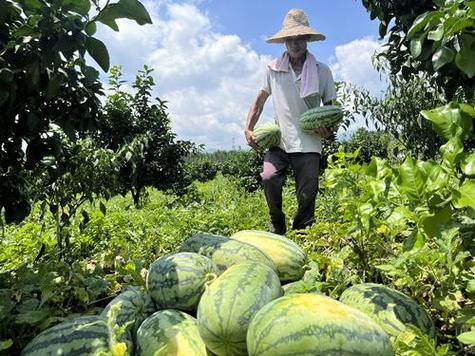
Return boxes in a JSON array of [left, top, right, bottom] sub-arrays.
[[244, 9, 337, 235]]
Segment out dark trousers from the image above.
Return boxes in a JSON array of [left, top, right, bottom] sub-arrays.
[[261, 147, 321, 233]]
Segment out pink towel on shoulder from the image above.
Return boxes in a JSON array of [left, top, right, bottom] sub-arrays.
[[268, 51, 320, 99]]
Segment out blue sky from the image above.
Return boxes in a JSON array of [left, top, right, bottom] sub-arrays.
[[200, 0, 380, 61], [95, 0, 388, 150]]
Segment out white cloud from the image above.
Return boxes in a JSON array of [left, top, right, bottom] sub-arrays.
[[330, 37, 389, 134], [94, 3, 389, 149], [95, 1, 273, 151], [330, 36, 387, 96]]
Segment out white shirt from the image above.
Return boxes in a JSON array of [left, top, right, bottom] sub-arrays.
[[261, 60, 337, 153]]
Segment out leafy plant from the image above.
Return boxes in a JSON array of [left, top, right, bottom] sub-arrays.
[[360, 0, 475, 100], [340, 74, 448, 159], [97, 65, 196, 206], [319, 101, 474, 352], [340, 128, 399, 163], [0, 0, 152, 223]]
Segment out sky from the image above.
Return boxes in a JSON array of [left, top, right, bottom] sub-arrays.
[[94, 0, 388, 151]]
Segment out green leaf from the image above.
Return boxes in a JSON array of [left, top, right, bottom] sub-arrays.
[[467, 1, 475, 14], [460, 103, 475, 118], [14, 25, 37, 37], [458, 330, 475, 345], [62, 0, 90, 15], [461, 152, 475, 176], [440, 137, 464, 167], [86, 37, 110, 72], [396, 156, 427, 202], [422, 161, 449, 192], [445, 18, 475, 38], [0, 340, 13, 351], [85, 22, 97, 36], [407, 11, 443, 40], [16, 309, 50, 324], [432, 46, 455, 71], [20, 0, 44, 11], [421, 102, 473, 141], [467, 280, 475, 294], [422, 205, 453, 238], [455, 33, 475, 78], [453, 180, 475, 209], [410, 32, 426, 58], [95, 0, 152, 32], [427, 24, 444, 41], [404, 229, 426, 250]]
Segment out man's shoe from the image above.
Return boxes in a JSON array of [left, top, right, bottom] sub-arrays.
[[269, 222, 286, 235]]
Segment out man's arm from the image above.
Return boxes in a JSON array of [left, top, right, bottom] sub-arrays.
[[245, 90, 269, 151]]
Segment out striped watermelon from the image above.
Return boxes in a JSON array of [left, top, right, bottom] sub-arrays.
[[197, 262, 282, 356], [101, 287, 156, 354], [230, 230, 307, 282], [136, 310, 207, 356], [146, 252, 218, 312], [299, 105, 344, 133], [179, 233, 276, 274], [282, 279, 323, 295], [247, 293, 394, 356], [339, 283, 435, 339], [21, 316, 114, 356], [253, 122, 281, 150]]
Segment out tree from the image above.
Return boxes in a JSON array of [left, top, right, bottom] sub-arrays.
[[341, 73, 448, 159], [97, 65, 196, 206], [0, 0, 152, 223], [360, 0, 475, 100]]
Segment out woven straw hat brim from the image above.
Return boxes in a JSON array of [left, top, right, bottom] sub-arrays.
[[266, 9, 326, 44], [266, 29, 326, 43]]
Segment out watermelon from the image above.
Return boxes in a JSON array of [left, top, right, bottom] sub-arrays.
[[136, 310, 207, 356], [179, 233, 276, 274], [197, 262, 282, 356], [247, 293, 394, 356], [146, 252, 218, 312], [21, 316, 114, 356], [299, 105, 344, 133], [230, 230, 307, 282], [282, 279, 323, 295], [253, 122, 281, 150], [101, 287, 156, 354], [339, 283, 436, 339]]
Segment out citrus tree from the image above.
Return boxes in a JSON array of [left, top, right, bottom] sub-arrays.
[[0, 0, 152, 223], [360, 0, 475, 100], [97, 65, 197, 207]]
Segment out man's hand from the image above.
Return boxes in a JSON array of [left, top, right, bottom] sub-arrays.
[[245, 129, 260, 151], [314, 126, 333, 139]]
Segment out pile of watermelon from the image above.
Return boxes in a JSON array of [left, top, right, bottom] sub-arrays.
[[22, 230, 435, 356]]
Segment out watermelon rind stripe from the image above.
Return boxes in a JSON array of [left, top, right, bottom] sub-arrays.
[[21, 316, 112, 356], [136, 309, 207, 356], [339, 283, 435, 339], [179, 234, 276, 273], [147, 252, 218, 312], [197, 262, 282, 356], [230, 230, 307, 282], [247, 294, 393, 356]]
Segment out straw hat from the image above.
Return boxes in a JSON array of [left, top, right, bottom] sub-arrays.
[[266, 9, 326, 44]]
